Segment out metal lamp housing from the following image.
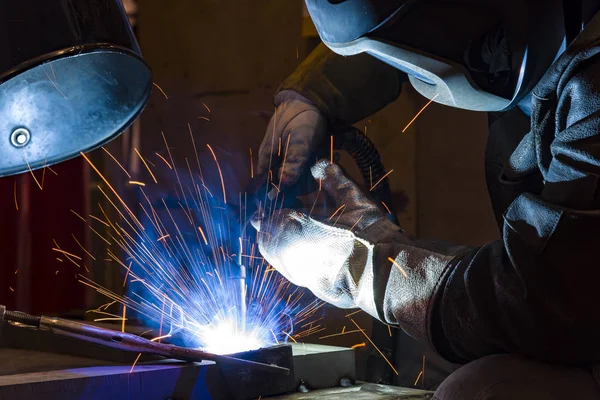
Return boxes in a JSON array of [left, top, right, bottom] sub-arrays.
[[0, 0, 152, 177]]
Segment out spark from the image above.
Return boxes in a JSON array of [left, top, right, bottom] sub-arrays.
[[150, 334, 172, 342], [330, 135, 334, 164], [130, 353, 142, 373], [414, 371, 423, 387], [94, 317, 127, 322], [134, 148, 158, 184], [370, 170, 394, 191], [155, 153, 173, 170], [421, 355, 426, 387], [351, 342, 366, 349], [201, 103, 211, 113], [278, 135, 292, 189], [388, 325, 393, 337], [198, 226, 209, 245], [80, 152, 143, 230], [89, 215, 109, 227], [24, 158, 43, 190], [52, 248, 82, 260], [329, 204, 346, 220], [350, 318, 398, 375], [249, 148, 254, 178], [157, 234, 170, 242], [381, 201, 392, 214], [278, 137, 281, 157], [198, 116, 210, 122], [319, 329, 362, 339], [13, 181, 18, 210], [41, 160, 48, 190], [129, 181, 146, 186], [123, 262, 132, 287], [345, 310, 362, 317], [70, 210, 86, 222], [388, 257, 408, 278], [102, 147, 131, 178], [42, 65, 68, 99], [152, 82, 169, 99], [188, 123, 204, 184], [350, 215, 364, 231], [9, 287, 14, 292], [207, 144, 226, 204], [282, 331, 297, 343], [402, 93, 440, 133]]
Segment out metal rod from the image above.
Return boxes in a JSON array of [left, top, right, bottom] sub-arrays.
[[0, 305, 289, 375]]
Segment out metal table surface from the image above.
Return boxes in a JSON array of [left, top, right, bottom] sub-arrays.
[[270, 383, 433, 399]]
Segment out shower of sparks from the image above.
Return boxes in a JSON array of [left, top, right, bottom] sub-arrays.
[[67, 134, 323, 356], [402, 93, 440, 133]]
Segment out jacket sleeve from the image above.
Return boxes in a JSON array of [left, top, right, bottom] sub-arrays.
[[430, 49, 600, 365], [315, 45, 600, 366], [278, 43, 406, 124]]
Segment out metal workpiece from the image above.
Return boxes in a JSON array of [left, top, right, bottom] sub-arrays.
[[0, 306, 289, 377], [36, 316, 289, 375], [0, 318, 361, 400], [0, 0, 152, 177]]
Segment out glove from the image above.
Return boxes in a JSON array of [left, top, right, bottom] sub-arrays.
[[252, 159, 386, 307], [252, 160, 470, 350], [256, 90, 328, 187]]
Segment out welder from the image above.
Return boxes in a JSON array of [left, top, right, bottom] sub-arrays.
[[252, 1, 600, 398]]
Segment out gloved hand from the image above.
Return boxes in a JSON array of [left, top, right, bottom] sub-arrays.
[[252, 159, 470, 351], [256, 90, 328, 187], [252, 159, 388, 308]]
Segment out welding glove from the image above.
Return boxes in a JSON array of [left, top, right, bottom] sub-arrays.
[[252, 160, 470, 349], [257, 90, 328, 187]]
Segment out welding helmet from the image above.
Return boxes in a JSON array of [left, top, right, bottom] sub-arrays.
[[305, 0, 565, 112], [0, 0, 152, 177]]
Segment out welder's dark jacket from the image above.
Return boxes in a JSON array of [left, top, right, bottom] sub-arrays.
[[277, 22, 600, 365]]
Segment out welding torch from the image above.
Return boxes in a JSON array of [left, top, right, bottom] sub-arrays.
[[0, 305, 289, 375], [234, 125, 397, 329]]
